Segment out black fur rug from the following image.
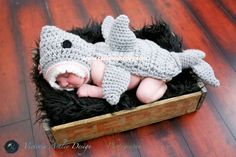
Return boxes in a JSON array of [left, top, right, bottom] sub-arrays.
[[32, 20, 201, 127]]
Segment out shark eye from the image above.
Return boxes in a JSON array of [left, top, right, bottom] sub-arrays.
[[62, 40, 72, 48]]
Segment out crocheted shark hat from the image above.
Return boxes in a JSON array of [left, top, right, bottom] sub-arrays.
[[39, 26, 94, 90]]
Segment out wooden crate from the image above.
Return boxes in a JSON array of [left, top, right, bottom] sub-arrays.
[[42, 82, 207, 146]]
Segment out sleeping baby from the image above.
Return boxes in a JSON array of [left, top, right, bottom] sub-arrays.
[[39, 15, 219, 105], [55, 60, 167, 104]]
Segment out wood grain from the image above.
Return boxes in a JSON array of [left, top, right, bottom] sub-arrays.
[[149, 0, 236, 135], [46, 0, 86, 29], [0, 0, 29, 126], [185, 0, 236, 70], [132, 121, 193, 157], [177, 99, 236, 156], [10, 0, 79, 156], [51, 92, 202, 144], [80, 0, 115, 21], [219, 0, 236, 19], [115, 0, 154, 28], [147, 0, 236, 156], [86, 133, 141, 157], [1, 0, 236, 156], [0, 120, 36, 157]]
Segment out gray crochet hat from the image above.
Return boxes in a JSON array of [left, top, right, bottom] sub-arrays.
[[39, 26, 94, 90]]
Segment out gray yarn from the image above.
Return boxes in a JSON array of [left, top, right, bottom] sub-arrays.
[[39, 15, 220, 105], [102, 64, 131, 105], [39, 25, 94, 77]]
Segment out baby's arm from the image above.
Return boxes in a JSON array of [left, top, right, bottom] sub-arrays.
[[91, 60, 141, 89], [77, 84, 103, 98], [77, 60, 141, 100], [90, 60, 167, 103], [76, 60, 104, 98]]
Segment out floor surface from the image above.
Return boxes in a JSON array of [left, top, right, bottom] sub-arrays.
[[0, 0, 236, 156]]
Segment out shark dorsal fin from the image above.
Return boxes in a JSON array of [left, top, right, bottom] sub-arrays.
[[102, 15, 136, 52]]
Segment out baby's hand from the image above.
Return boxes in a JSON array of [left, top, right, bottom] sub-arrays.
[[77, 84, 104, 98], [77, 84, 90, 97]]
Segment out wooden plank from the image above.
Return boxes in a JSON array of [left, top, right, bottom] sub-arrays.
[[147, 0, 236, 155], [11, 0, 79, 156], [219, 0, 236, 19], [80, 0, 115, 21], [54, 92, 201, 157], [85, 133, 141, 157], [51, 92, 201, 144], [46, 0, 86, 29], [177, 99, 236, 157], [185, 0, 236, 70], [115, 0, 153, 28], [0, 0, 29, 126], [0, 120, 36, 156], [149, 0, 236, 136], [6, 1, 236, 157], [132, 121, 193, 157]]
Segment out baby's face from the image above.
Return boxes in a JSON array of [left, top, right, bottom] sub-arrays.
[[56, 72, 85, 89]]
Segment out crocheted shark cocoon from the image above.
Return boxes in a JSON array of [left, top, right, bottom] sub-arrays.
[[39, 14, 219, 105]]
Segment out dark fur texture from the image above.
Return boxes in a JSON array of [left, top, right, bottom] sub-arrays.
[[32, 20, 201, 127]]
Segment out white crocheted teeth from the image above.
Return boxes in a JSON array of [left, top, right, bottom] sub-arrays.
[[102, 15, 136, 52]]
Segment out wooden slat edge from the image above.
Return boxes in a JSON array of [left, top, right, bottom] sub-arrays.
[[196, 81, 207, 110], [41, 113, 57, 146], [52, 91, 202, 131], [52, 91, 202, 144]]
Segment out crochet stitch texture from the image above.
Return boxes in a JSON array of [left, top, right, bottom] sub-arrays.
[[39, 15, 220, 105]]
